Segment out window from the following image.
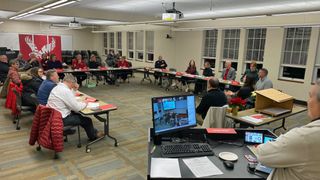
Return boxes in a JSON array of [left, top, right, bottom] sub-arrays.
[[117, 32, 122, 50], [222, 29, 240, 70], [103, 33, 108, 54], [280, 27, 311, 81], [313, 35, 320, 83], [109, 32, 114, 49], [135, 31, 144, 61], [127, 32, 134, 60], [146, 31, 154, 62], [202, 29, 218, 69], [244, 28, 266, 71]]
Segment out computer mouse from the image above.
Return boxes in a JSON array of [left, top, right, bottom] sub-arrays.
[[223, 161, 234, 169]]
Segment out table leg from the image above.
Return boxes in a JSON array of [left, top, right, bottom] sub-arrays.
[[85, 112, 118, 153], [273, 118, 287, 132]]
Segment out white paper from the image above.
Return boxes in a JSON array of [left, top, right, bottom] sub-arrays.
[[241, 116, 263, 123], [151, 158, 181, 178], [87, 102, 99, 109], [183, 156, 223, 177]]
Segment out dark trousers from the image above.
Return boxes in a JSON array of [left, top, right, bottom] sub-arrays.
[[117, 71, 128, 81], [72, 72, 87, 86], [154, 72, 163, 85], [194, 80, 206, 94], [63, 112, 96, 140]]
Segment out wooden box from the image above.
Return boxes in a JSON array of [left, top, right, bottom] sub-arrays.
[[255, 89, 294, 116]]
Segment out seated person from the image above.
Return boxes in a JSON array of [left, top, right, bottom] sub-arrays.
[[8, 59, 21, 85], [256, 68, 273, 90], [37, 69, 59, 105], [174, 59, 198, 92], [88, 54, 114, 84], [241, 60, 259, 83], [21, 67, 43, 112], [225, 76, 256, 100], [116, 56, 130, 83], [40, 53, 49, 70], [194, 61, 214, 94], [196, 77, 227, 124], [221, 60, 236, 80], [106, 50, 116, 67], [154, 56, 168, 85], [28, 52, 40, 68], [71, 54, 88, 86], [47, 74, 103, 141], [47, 54, 63, 70], [16, 52, 30, 71], [255, 81, 320, 179], [0, 55, 9, 84]]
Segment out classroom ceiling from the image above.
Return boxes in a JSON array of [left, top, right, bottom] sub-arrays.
[[1, 0, 320, 25]]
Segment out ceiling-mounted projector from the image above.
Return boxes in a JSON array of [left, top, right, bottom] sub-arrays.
[[69, 18, 81, 28], [162, 2, 184, 21]]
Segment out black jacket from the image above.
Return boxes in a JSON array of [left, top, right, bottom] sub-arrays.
[[237, 86, 254, 100], [196, 89, 227, 119], [88, 61, 101, 69], [0, 61, 9, 83], [203, 68, 214, 77], [155, 60, 167, 69], [22, 76, 43, 95]]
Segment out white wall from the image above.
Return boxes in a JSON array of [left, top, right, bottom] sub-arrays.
[[0, 20, 96, 51]]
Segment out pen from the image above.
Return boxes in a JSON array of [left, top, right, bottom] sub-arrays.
[[151, 146, 156, 154]]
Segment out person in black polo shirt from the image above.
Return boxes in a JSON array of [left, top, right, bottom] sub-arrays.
[[154, 56, 167, 85], [196, 77, 227, 124], [194, 62, 214, 94]]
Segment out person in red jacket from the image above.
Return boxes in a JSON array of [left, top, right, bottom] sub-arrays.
[[71, 54, 87, 86], [116, 56, 130, 82]]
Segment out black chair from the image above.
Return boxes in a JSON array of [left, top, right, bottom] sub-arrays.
[[12, 88, 33, 130]]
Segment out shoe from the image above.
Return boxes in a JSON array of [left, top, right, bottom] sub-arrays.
[[171, 83, 176, 87], [185, 87, 189, 92]]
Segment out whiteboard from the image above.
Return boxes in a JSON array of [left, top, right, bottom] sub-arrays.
[[0, 33, 73, 50]]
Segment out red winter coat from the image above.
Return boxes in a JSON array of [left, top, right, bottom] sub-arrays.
[[29, 105, 64, 152], [5, 82, 23, 116]]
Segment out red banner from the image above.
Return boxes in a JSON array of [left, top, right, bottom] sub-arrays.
[[18, 34, 62, 61], [19, 34, 34, 60], [48, 35, 62, 61]]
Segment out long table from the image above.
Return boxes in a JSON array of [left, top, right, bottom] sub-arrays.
[[226, 105, 307, 132], [136, 67, 243, 92], [77, 92, 118, 153], [56, 67, 139, 85]]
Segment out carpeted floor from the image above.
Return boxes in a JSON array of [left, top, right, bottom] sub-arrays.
[[0, 73, 309, 179]]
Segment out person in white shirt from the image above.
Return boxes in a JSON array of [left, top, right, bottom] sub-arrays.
[[256, 79, 320, 180], [47, 74, 103, 141]]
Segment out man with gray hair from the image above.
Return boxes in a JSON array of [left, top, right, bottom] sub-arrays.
[[221, 59, 236, 80], [255, 80, 320, 179], [47, 74, 103, 141], [16, 52, 30, 71]]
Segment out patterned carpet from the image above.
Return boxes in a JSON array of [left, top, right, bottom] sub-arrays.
[[0, 73, 309, 179]]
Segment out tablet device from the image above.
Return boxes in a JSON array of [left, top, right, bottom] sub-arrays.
[[245, 132, 263, 144]]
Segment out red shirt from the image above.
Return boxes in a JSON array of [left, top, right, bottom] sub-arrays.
[[117, 60, 129, 68], [72, 59, 87, 69], [223, 68, 230, 80]]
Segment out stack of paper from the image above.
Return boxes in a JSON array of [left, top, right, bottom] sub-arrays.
[[183, 157, 223, 178], [150, 158, 181, 178]]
